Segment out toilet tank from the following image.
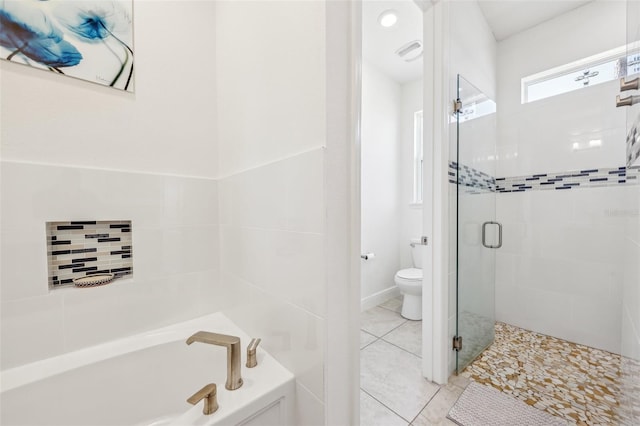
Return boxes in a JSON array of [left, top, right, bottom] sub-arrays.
[[410, 238, 425, 268]]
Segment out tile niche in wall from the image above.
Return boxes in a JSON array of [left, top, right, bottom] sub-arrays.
[[47, 221, 133, 288]]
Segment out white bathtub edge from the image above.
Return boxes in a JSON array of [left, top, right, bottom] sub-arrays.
[[0, 312, 291, 393]]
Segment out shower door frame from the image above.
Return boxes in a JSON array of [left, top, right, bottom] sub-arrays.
[[453, 74, 498, 374]]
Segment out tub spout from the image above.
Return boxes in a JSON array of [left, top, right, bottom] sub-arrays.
[[186, 331, 243, 390]]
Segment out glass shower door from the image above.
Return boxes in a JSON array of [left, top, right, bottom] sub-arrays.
[[454, 74, 498, 373], [618, 1, 640, 422]]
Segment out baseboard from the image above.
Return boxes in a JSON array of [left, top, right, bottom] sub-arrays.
[[361, 286, 401, 312]]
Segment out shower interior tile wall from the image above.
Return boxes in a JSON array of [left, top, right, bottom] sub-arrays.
[[47, 221, 133, 287], [491, 0, 631, 355]]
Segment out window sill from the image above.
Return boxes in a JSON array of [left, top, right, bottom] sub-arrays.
[[409, 203, 423, 209]]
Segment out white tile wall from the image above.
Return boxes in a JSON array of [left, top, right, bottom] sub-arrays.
[[496, 0, 626, 177], [294, 382, 325, 426], [495, 187, 632, 353], [494, 1, 630, 354], [218, 149, 326, 406], [0, 293, 65, 368], [219, 272, 325, 403], [214, 1, 329, 420], [621, 198, 640, 362], [0, 161, 220, 369]]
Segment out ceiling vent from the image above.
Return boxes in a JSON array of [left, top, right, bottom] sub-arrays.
[[395, 40, 423, 62]]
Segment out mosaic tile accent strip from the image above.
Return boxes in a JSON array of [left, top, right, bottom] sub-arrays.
[[496, 166, 640, 193], [47, 221, 133, 287], [461, 322, 637, 425], [448, 162, 640, 194], [449, 161, 496, 193]]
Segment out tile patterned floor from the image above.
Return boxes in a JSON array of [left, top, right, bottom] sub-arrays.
[[462, 322, 631, 425], [361, 300, 639, 426], [360, 297, 469, 425]]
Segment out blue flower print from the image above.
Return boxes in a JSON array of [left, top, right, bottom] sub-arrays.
[[0, 3, 81, 68], [53, 1, 131, 44], [53, 1, 133, 89]]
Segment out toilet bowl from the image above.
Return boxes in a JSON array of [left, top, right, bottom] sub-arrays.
[[394, 239, 424, 320]]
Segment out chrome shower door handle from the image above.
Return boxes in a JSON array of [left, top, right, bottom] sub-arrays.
[[620, 77, 640, 92], [482, 221, 502, 249]]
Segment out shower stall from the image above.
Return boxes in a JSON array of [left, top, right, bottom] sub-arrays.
[[447, 0, 639, 422]]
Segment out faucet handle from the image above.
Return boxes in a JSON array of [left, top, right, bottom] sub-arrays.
[[187, 383, 219, 415], [246, 338, 261, 368], [621, 77, 640, 92]]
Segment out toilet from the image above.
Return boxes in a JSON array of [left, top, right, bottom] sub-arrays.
[[394, 238, 424, 320]]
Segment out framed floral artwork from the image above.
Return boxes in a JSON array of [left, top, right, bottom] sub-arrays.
[[0, 0, 134, 92]]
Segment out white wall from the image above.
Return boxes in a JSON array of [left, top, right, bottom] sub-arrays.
[[0, 1, 219, 370], [0, 1, 218, 179], [214, 2, 327, 424], [400, 79, 424, 269], [360, 62, 402, 308], [445, 0, 497, 375], [495, 0, 628, 353]]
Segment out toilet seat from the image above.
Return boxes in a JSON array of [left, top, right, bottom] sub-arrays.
[[394, 268, 423, 320], [395, 268, 422, 281]]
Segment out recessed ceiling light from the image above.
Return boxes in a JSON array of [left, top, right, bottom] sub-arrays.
[[378, 10, 398, 28]]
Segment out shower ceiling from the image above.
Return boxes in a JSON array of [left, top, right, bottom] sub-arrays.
[[477, 0, 595, 41], [363, 0, 594, 83]]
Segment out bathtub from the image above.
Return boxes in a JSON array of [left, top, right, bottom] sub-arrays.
[[0, 313, 295, 426]]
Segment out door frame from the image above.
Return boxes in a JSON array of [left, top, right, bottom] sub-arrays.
[[422, 0, 451, 385]]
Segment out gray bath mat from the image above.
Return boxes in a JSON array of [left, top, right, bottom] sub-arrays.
[[447, 382, 567, 426]]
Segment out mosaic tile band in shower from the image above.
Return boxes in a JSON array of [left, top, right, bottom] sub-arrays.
[[448, 162, 640, 193], [47, 220, 133, 287], [449, 161, 496, 193], [496, 165, 640, 193]]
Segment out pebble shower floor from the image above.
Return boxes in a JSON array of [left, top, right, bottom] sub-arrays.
[[461, 322, 639, 425]]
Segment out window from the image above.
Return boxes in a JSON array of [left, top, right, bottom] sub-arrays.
[[413, 110, 423, 204], [521, 45, 640, 104], [451, 96, 496, 123]]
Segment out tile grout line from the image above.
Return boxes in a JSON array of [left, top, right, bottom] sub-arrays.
[[359, 332, 380, 351], [360, 387, 414, 425], [359, 328, 422, 358], [377, 303, 402, 314], [379, 336, 422, 359], [360, 314, 408, 342], [408, 387, 444, 425], [377, 318, 409, 339]]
